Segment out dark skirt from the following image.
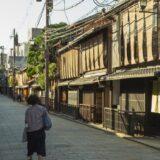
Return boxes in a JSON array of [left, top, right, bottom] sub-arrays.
[[27, 129, 46, 156]]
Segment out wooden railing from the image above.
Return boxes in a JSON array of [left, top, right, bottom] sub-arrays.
[[79, 104, 94, 122], [60, 103, 79, 119], [59, 103, 102, 123], [104, 107, 146, 136], [79, 104, 102, 123]]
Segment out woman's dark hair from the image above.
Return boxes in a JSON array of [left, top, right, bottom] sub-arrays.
[[27, 94, 40, 105]]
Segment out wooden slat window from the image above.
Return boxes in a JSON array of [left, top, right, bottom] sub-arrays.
[[94, 37, 99, 69], [86, 42, 90, 71], [89, 38, 95, 70], [82, 44, 86, 73], [98, 34, 105, 69]]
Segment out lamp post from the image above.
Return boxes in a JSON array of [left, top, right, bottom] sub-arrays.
[[139, 0, 147, 11], [36, 0, 53, 110]]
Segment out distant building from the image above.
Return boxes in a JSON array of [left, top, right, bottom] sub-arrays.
[[0, 53, 7, 69], [28, 28, 43, 41], [7, 56, 27, 70], [15, 42, 29, 57]]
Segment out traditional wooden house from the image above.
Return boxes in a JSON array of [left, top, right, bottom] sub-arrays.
[[15, 68, 29, 101], [103, 0, 160, 136], [57, 13, 113, 123]]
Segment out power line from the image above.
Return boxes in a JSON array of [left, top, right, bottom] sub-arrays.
[[63, 0, 70, 24], [47, 0, 117, 40], [53, 0, 86, 11], [54, 0, 63, 7], [35, 2, 46, 28], [93, 0, 114, 7], [17, 0, 34, 31], [78, 0, 117, 21]]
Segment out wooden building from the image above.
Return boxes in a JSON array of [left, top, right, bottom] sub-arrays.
[[57, 13, 112, 123], [103, 0, 160, 136], [15, 68, 29, 101], [56, 0, 160, 136]]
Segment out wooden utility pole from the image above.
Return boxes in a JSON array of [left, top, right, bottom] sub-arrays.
[[0, 46, 4, 68], [45, 0, 50, 110], [13, 29, 16, 101], [36, 0, 53, 110]]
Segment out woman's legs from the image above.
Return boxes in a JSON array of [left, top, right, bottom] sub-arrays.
[[36, 130, 46, 157], [27, 129, 46, 159], [27, 132, 35, 158]]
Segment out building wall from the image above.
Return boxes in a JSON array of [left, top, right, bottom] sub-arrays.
[[60, 49, 79, 79], [59, 31, 108, 80], [112, 0, 158, 69], [80, 33, 105, 73], [120, 79, 146, 112]]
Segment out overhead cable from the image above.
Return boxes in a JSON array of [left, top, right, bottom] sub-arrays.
[[35, 2, 46, 27], [53, 0, 86, 11], [63, 0, 70, 24]]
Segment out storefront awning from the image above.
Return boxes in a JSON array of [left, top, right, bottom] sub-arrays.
[[16, 85, 29, 89], [106, 66, 160, 80], [58, 76, 101, 87], [70, 76, 99, 86], [31, 84, 41, 89]]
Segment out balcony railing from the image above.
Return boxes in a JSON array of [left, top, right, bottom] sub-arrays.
[[104, 107, 146, 136]]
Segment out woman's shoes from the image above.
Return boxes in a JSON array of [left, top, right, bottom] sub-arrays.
[[27, 156, 32, 160], [38, 155, 46, 160]]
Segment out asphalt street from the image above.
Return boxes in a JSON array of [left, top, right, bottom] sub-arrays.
[[0, 95, 160, 160]]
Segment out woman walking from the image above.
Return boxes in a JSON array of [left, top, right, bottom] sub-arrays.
[[25, 94, 48, 160]]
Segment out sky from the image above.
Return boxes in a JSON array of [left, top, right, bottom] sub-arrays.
[[0, 0, 112, 54]]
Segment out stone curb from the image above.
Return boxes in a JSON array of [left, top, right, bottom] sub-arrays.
[[124, 137, 160, 151]]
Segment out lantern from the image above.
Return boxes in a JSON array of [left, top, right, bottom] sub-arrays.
[[139, 0, 147, 11]]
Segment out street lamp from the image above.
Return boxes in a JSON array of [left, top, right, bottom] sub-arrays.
[[139, 0, 147, 11]]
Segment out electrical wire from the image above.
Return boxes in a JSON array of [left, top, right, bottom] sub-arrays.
[[35, 2, 46, 28], [63, 0, 70, 24], [54, 0, 63, 7], [47, 0, 117, 41], [47, 0, 128, 42], [17, 0, 34, 31], [78, 0, 117, 20], [93, 0, 114, 7], [53, 0, 86, 11]]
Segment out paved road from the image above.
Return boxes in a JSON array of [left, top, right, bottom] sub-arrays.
[[0, 95, 160, 160]]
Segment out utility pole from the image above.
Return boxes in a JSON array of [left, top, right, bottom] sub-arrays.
[[0, 46, 4, 68], [13, 29, 16, 101], [36, 0, 53, 110], [45, 0, 50, 110]]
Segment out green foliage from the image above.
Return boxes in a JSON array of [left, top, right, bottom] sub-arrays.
[[27, 22, 67, 89], [37, 73, 45, 89], [49, 63, 57, 79]]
